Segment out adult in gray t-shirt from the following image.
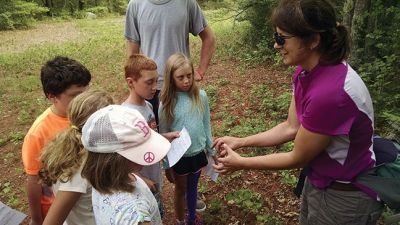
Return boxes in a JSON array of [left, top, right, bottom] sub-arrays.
[[124, 0, 216, 123], [125, 0, 215, 86]]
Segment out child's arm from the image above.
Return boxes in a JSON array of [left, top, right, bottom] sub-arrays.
[[27, 175, 44, 225], [164, 168, 175, 183], [43, 191, 82, 225]]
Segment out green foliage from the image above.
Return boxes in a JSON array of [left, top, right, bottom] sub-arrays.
[[208, 199, 222, 213], [234, 0, 278, 64], [199, 0, 232, 10], [225, 189, 263, 214], [229, 116, 267, 136], [1, 181, 20, 207], [0, 0, 48, 30], [17, 109, 32, 125], [353, 0, 400, 138], [8, 131, 24, 144], [105, 0, 126, 15], [198, 180, 208, 194], [204, 84, 218, 110], [279, 170, 297, 187], [0, 135, 6, 147], [0, 13, 13, 30], [250, 84, 291, 122], [203, 199, 229, 224], [256, 214, 282, 225], [85, 6, 109, 17], [2, 182, 12, 194], [31, 0, 127, 17]]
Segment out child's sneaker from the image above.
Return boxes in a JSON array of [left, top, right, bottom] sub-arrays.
[[195, 199, 206, 212]]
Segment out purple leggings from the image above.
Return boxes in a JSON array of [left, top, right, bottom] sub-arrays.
[[186, 171, 201, 223]]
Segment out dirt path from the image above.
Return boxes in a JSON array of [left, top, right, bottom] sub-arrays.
[[0, 22, 87, 54]]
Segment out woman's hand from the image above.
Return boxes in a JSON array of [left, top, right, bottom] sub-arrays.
[[212, 136, 243, 151], [162, 131, 180, 142], [213, 144, 243, 174]]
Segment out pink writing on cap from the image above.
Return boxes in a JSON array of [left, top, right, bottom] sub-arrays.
[[135, 120, 150, 137]]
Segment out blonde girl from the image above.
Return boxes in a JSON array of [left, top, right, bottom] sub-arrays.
[[39, 90, 114, 225], [159, 53, 216, 225]]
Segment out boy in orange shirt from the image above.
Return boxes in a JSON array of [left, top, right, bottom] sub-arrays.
[[22, 56, 91, 225]]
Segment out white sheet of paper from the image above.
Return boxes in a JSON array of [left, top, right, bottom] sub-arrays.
[[203, 154, 219, 182], [0, 201, 26, 225], [167, 127, 191, 167]]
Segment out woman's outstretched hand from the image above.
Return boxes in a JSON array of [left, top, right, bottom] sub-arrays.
[[212, 136, 243, 151], [213, 143, 243, 174]]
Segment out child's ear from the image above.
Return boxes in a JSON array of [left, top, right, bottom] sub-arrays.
[[47, 93, 57, 103], [126, 77, 136, 88]]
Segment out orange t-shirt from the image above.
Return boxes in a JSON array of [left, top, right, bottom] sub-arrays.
[[22, 107, 69, 212]]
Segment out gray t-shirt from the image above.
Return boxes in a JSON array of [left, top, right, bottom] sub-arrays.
[[121, 101, 162, 193], [124, 0, 208, 89]]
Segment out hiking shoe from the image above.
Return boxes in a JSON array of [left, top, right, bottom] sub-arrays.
[[196, 199, 206, 212]]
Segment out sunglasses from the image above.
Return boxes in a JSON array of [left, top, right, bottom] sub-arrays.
[[273, 32, 295, 45]]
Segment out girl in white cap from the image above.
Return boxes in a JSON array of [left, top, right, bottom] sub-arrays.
[[39, 90, 114, 225], [81, 105, 171, 225]]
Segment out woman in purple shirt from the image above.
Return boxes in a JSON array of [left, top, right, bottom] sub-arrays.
[[213, 0, 383, 224]]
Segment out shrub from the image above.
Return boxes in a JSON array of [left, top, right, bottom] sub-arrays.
[[0, 13, 13, 30], [234, 0, 278, 63], [106, 0, 126, 15], [353, 0, 400, 138], [0, 0, 48, 30]]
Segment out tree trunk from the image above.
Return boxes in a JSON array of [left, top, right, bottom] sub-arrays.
[[342, 0, 354, 31], [348, 0, 370, 67], [43, 0, 52, 15]]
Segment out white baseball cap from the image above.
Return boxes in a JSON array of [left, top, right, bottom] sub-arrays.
[[81, 105, 171, 166]]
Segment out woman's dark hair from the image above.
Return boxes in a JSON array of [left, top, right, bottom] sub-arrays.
[[81, 152, 135, 194], [271, 0, 350, 64]]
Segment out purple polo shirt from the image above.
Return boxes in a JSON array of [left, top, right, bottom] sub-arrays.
[[293, 63, 376, 196]]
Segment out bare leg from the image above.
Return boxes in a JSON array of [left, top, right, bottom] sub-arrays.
[[174, 173, 188, 222]]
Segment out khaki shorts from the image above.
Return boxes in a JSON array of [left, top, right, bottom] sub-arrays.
[[300, 179, 383, 225]]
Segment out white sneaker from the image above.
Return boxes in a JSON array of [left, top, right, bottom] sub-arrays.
[[196, 199, 206, 212]]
